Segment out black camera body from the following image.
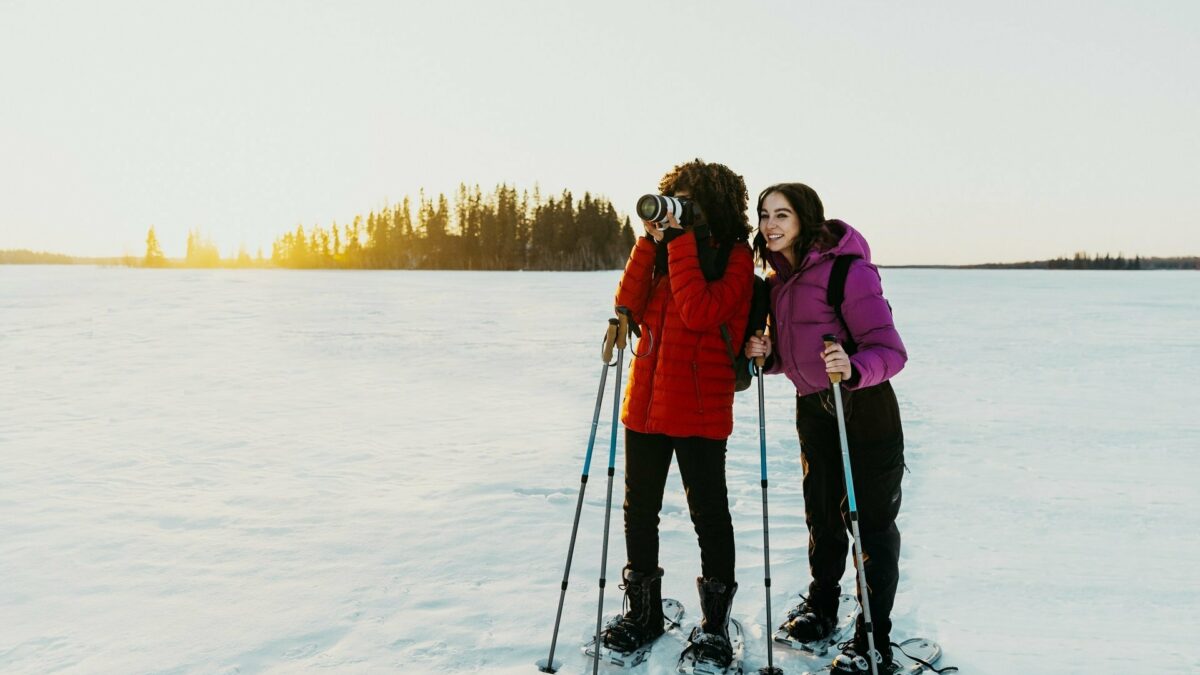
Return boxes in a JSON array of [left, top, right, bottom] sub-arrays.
[[636, 194, 702, 228]]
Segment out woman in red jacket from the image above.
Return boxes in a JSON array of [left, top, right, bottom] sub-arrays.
[[600, 159, 754, 669]]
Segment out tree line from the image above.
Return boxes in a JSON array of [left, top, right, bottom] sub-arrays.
[[266, 184, 634, 271], [967, 252, 1199, 270], [128, 184, 635, 270], [0, 250, 76, 264], [6, 202, 1197, 271]]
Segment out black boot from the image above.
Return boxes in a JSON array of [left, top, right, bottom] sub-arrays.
[[601, 566, 665, 653], [830, 630, 898, 674], [683, 576, 738, 667], [781, 582, 839, 642]]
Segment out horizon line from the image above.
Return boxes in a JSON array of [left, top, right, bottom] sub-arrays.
[[2, 248, 1197, 271]]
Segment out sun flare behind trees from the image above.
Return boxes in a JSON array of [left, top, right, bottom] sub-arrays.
[[269, 184, 634, 271]]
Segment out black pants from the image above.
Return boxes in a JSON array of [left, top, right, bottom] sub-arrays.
[[796, 381, 905, 642], [623, 429, 736, 585]]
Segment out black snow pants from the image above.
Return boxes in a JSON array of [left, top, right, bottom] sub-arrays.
[[623, 429, 736, 586], [796, 380, 905, 644]]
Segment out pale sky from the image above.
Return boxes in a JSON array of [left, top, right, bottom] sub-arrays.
[[2, 0, 1197, 265]]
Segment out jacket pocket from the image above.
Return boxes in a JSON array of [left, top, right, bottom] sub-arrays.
[[691, 361, 705, 414]]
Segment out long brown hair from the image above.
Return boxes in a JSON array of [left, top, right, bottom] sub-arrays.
[[751, 183, 841, 268]]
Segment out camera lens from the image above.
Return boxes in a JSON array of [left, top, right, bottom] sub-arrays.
[[638, 194, 667, 220], [637, 194, 664, 221]]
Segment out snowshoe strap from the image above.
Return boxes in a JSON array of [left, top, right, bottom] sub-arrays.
[[681, 628, 732, 667], [602, 616, 652, 654], [891, 641, 959, 673]]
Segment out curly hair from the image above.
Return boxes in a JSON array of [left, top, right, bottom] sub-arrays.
[[658, 159, 750, 244], [751, 182, 840, 268]]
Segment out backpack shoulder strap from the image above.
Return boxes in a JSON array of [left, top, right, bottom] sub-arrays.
[[827, 255, 860, 354], [693, 225, 733, 282], [695, 229, 737, 361], [721, 272, 768, 363], [720, 324, 736, 363]]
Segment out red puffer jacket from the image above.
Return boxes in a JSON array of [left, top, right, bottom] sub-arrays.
[[615, 231, 754, 440]]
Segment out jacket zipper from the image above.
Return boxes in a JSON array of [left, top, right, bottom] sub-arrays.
[[691, 361, 704, 414]]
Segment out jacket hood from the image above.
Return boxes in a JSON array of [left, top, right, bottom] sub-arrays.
[[766, 220, 872, 279]]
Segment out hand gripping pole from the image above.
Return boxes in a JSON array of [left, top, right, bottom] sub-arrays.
[[536, 315, 625, 673], [589, 307, 634, 674], [754, 330, 784, 675], [823, 334, 878, 675]]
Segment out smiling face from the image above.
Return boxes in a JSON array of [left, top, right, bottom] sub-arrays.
[[758, 191, 801, 264]]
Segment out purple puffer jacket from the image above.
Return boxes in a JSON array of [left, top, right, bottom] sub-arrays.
[[765, 220, 906, 396]]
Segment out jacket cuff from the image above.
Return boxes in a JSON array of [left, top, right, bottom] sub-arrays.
[[634, 235, 658, 254], [843, 362, 863, 389], [764, 352, 782, 375]]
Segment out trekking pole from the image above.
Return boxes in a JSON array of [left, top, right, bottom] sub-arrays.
[[823, 334, 879, 675], [590, 306, 634, 675], [536, 318, 620, 674], [754, 330, 784, 675]]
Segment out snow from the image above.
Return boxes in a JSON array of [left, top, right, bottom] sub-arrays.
[[2, 266, 1198, 674]]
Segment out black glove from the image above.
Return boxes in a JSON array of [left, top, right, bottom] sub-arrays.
[[660, 227, 686, 244]]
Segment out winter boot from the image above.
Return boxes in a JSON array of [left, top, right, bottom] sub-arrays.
[[682, 576, 738, 668], [601, 566, 666, 653], [830, 630, 898, 674], [781, 583, 839, 642]]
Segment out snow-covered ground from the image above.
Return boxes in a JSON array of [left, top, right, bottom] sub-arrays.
[[1, 266, 1197, 674]]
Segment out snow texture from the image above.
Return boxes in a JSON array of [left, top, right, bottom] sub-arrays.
[[2, 266, 1198, 674]]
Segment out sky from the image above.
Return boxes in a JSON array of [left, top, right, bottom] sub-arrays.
[[1, 0, 1198, 265]]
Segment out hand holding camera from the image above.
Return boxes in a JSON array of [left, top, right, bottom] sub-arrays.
[[641, 212, 680, 242], [637, 194, 702, 242]]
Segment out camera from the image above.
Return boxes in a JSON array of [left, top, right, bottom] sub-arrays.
[[636, 194, 702, 228]]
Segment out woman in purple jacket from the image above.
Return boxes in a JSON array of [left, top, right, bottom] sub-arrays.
[[744, 183, 908, 675]]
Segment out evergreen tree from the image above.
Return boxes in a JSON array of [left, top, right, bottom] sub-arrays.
[[144, 226, 166, 267], [292, 225, 309, 267], [618, 216, 635, 263], [397, 198, 415, 268], [319, 228, 333, 267], [517, 189, 532, 269], [345, 217, 363, 268], [185, 228, 221, 267], [434, 193, 450, 267], [497, 184, 520, 269], [455, 184, 479, 270]]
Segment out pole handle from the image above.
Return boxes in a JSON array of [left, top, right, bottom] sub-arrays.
[[822, 333, 842, 384], [615, 306, 637, 350], [601, 320, 618, 363], [753, 329, 766, 369]]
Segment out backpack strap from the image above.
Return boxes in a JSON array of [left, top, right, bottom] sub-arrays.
[[722, 274, 768, 344], [827, 255, 860, 354], [691, 224, 739, 365], [703, 240, 762, 375], [720, 324, 737, 363], [713, 242, 746, 365], [693, 224, 733, 283]]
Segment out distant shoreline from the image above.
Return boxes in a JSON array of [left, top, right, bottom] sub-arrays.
[[2, 249, 1197, 270]]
